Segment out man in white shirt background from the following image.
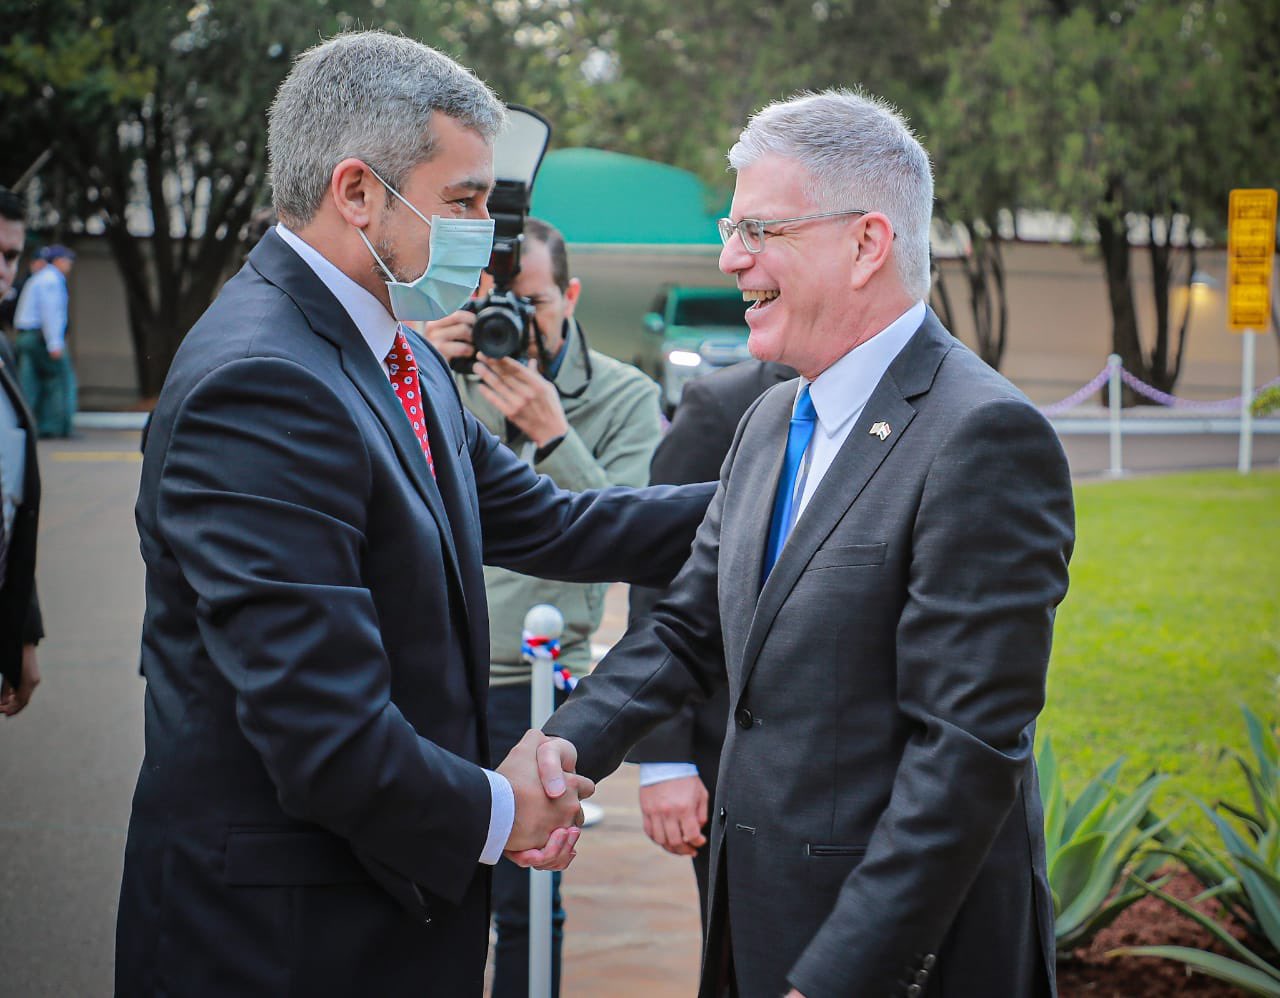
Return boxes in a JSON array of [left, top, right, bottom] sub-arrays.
[[13, 243, 76, 439]]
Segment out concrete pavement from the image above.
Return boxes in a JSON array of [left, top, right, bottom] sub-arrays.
[[1, 426, 1276, 996]]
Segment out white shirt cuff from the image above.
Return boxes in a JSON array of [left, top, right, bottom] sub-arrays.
[[637, 762, 700, 787], [480, 769, 515, 865]]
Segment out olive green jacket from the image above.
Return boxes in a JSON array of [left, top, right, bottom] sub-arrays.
[[454, 319, 662, 685]]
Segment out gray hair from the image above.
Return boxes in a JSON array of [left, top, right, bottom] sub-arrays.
[[268, 30, 505, 226], [728, 88, 934, 298]]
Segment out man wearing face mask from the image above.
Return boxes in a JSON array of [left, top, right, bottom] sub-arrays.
[[423, 217, 663, 997], [116, 31, 713, 998]]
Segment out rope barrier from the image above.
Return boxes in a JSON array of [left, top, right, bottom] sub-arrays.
[[1035, 366, 1280, 415]]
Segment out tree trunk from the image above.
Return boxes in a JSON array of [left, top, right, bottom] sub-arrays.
[[1096, 209, 1145, 406], [963, 226, 1009, 371], [929, 256, 956, 331]]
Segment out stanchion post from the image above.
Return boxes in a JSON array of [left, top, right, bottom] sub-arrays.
[[522, 605, 563, 998], [1107, 354, 1123, 477], [1239, 330, 1256, 474]]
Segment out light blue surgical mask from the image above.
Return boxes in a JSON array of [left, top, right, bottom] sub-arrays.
[[356, 166, 495, 323]]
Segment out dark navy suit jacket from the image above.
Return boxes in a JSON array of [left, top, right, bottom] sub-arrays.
[[0, 335, 42, 688], [116, 230, 712, 997]]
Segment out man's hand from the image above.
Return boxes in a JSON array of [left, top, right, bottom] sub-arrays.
[[0, 645, 41, 717], [420, 310, 476, 363], [784, 990, 807, 997], [498, 730, 594, 871], [639, 775, 708, 857], [474, 355, 569, 447]]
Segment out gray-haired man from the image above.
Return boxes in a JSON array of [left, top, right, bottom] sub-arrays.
[[544, 89, 1074, 998], [115, 31, 711, 996]]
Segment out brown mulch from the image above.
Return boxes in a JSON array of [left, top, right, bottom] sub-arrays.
[[1057, 870, 1259, 997]]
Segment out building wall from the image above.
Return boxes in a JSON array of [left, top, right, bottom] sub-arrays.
[[62, 236, 1277, 409]]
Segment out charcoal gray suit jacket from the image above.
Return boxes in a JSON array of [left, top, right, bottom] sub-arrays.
[[546, 310, 1074, 998]]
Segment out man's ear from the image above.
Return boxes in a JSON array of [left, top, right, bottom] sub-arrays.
[[849, 212, 895, 291], [562, 277, 582, 318], [330, 158, 383, 229]]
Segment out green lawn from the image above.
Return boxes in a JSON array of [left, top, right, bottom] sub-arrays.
[[1040, 469, 1280, 822]]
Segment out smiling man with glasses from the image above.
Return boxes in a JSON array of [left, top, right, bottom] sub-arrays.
[[541, 88, 1075, 998]]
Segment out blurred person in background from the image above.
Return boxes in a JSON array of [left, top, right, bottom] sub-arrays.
[[424, 216, 664, 997], [626, 357, 794, 932], [0, 184, 44, 716], [13, 242, 77, 438]]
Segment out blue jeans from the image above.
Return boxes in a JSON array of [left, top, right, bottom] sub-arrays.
[[487, 683, 567, 998]]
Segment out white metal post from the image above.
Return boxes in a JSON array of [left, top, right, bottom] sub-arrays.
[[1239, 329, 1257, 474], [1107, 354, 1123, 477], [523, 604, 563, 998]]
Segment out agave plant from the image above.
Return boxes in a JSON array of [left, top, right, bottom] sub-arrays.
[[1039, 737, 1172, 951], [1114, 707, 1280, 995]]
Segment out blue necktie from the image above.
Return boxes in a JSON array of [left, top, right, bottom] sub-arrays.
[[763, 385, 817, 580]]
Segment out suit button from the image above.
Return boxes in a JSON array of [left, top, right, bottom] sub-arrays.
[[921, 954, 936, 970], [915, 969, 929, 984], [906, 986, 922, 997], [735, 707, 754, 729], [719, 807, 727, 822]]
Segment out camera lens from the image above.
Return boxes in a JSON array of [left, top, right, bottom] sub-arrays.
[[472, 303, 526, 360]]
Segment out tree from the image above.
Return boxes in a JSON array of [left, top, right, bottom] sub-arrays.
[[0, 0, 594, 396], [923, 1, 1055, 370], [1042, 0, 1262, 401]]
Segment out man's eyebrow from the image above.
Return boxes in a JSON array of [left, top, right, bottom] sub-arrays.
[[443, 177, 493, 195]]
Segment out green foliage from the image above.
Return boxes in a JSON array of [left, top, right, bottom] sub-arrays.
[[1041, 471, 1280, 827], [1112, 708, 1280, 994], [1254, 386, 1280, 418], [1039, 738, 1171, 950]]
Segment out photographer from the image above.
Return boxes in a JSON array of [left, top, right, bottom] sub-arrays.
[[423, 216, 662, 998]]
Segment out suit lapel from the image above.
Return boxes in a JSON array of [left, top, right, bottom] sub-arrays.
[[734, 313, 954, 695], [248, 231, 467, 612]]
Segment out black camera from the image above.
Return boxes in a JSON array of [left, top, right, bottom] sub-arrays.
[[450, 105, 552, 375]]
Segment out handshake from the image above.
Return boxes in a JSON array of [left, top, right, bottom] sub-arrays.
[[497, 729, 593, 872]]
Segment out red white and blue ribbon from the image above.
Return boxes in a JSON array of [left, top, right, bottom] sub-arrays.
[[521, 630, 577, 691]]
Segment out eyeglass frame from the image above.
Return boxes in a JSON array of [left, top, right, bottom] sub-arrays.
[[717, 208, 869, 254]]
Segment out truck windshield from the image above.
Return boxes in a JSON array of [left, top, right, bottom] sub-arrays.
[[673, 296, 748, 328]]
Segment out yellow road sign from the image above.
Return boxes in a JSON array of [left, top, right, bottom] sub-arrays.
[[1227, 188, 1277, 332]]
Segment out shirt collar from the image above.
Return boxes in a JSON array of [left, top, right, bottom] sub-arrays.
[[801, 300, 926, 436], [275, 222, 399, 365]]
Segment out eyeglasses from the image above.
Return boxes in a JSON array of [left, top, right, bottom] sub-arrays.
[[717, 209, 869, 254]]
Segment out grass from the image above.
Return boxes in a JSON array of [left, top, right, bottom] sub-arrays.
[[1040, 469, 1280, 827]]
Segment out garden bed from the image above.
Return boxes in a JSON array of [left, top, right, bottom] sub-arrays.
[[1058, 871, 1253, 997]]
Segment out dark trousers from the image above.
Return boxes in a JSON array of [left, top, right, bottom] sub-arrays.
[[487, 683, 567, 998], [15, 330, 74, 437]]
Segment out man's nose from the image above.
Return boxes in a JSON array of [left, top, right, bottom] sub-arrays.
[[718, 234, 751, 275]]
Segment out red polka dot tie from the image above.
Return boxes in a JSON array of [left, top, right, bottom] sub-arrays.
[[385, 326, 435, 478]]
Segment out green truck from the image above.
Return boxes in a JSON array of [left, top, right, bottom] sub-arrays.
[[641, 285, 753, 413]]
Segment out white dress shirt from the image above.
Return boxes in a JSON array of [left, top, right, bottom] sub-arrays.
[[637, 300, 925, 788], [13, 265, 70, 352], [275, 224, 515, 866]]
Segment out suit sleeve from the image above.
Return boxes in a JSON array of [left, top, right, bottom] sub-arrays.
[[156, 357, 492, 904], [542, 391, 776, 781], [786, 398, 1074, 998], [626, 377, 734, 765], [468, 403, 713, 589], [22, 587, 43, 645]]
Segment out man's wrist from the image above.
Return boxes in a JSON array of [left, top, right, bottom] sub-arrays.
[[637, 762, 700, 787]]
